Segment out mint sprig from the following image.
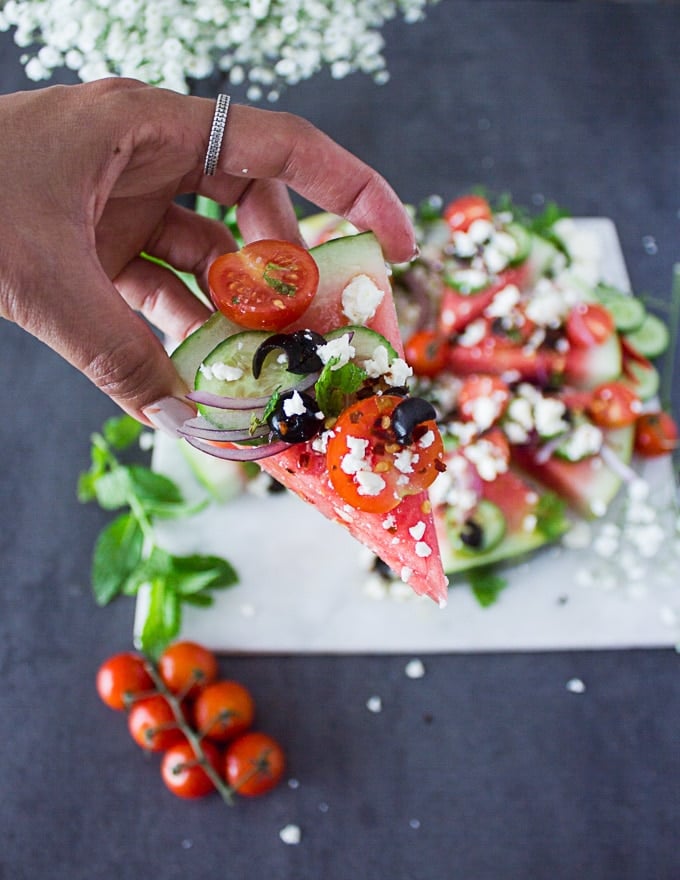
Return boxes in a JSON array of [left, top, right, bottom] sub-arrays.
[[79, 415, 238, 656], [315, 358, 368, 418]]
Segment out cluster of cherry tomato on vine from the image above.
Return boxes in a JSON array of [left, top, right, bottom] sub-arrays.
[[96, 641, 285, 801]]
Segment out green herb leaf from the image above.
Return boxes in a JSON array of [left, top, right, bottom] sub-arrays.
[[170, 553, 239, 595], [102, 414, 143, 450], [535, 492, 569, 541], [91, 512, 144, 606], [467, 567, 507, 608], [93, 466, 132, 510], [139, 576, 182, 659], [315, 359, 367, 418]]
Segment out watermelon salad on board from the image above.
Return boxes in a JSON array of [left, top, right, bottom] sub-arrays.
[[168, 193, 678, 608]]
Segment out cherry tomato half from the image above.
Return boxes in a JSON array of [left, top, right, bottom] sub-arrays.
[[127, 695, 185, 753], [326, 394, 445, 514], [193, 680, 256, 743], [634, 411, 679, 457], [225, 732, 286, 798], [161, 740, 222, 800], [158, 641, 219, 698], [404, 330, 448, 378], [96, 652, 154, 711], [209, 240, 319, 331], [443, 195, 493, 233], [586, 382, 642, 429], [565, 303, 615, 348], [457, 374, 511, 429]]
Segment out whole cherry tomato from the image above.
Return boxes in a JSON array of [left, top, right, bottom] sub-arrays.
[[161, 739, 222, 800], [96, 652, 154, 711], [208, 240, 319, 331], [326, 394, 445, 514], [158, 641, 219, 698], [586, 382, 642, 429], [634, 411, 679, 457], [457, 374, 511, 429], [565, 303, 615, 348], [404, 330, 448, 377], [443, 195, 493, 232], [193, 680, 256, 743], [127, 694, 185, 752], [225, 732, 286, 797]]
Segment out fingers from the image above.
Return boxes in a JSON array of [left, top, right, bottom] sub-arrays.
[[195, 102, 416, 263], [236, 178, 305, 245]]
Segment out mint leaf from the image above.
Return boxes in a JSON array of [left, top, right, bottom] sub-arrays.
[[139, 576, 181, 659], [535, 492, 569, 540], [315, 359, 367, 417], [94, 467, 132, 510], [91, 512, 144, 606], [128, 466, 183, 505], [467, 567, 507, 608], [170, 554, 238, 595], [103, 414, 143, 450]]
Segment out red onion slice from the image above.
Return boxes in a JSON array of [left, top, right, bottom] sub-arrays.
[[187, 371, 320, 411], [599, 443, 638, 483], [178, 418, 270, 443], [181, 435, 290, 461]]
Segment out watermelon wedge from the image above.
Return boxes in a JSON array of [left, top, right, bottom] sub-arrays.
[[173, 233, 449, 606]]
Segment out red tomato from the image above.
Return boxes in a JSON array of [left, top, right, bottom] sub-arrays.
[[127, 695, 185, 752], [443, 195, 493, 232], [326, 394, 445, 513], [208, 240, 319, 331], [193, 680, 256, 743], [96, 652, 154, 711], [457, 374, 511, 428], [586, 382, 642, 429], [565, 303, 615, 348], [161, 740, 222, 800], [225, 732, 286, 798], [404, 330, 448, 377], [158, 641, 219, 698], [634, 411, 679, 457]]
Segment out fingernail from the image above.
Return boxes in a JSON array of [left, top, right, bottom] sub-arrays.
[[410, 244, 421, 261], [142, 396, 195, 435]]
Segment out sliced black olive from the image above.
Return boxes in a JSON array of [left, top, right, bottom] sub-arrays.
[[390, 396, 438, 446], [460, 518, 484, 549], [268, 389, 323, 444], [252, 329, 326, 379]]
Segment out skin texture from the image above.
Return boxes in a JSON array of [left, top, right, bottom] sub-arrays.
[[0, 78, 416, 426]]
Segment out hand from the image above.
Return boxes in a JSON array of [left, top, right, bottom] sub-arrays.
[[0, 78, 416, 430]]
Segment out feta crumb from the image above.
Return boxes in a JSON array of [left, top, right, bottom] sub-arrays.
[[279, 824, 301, 845], [356, 470, 386, 496], [409, 521, 426, 541], [484, 284, 521, 319], [457, 318, 487, 347], [385, 357, 413, 387], [283, 390, 307, 417], [341, 274, 384, 323], [366, 695, 383, 713], [467, 218, 494, 244], [566, 678, 586, 694], [400, 566, 413, 583], [415, 541, 432, 558], [394, 448, 417, 474], [362, 344, 391, 378], [418, 429, 436, 449], [383, 513, 397, 530], [198, 361, 244, 382], [405, 658, 426, 679], [317, 334, 355, 369]]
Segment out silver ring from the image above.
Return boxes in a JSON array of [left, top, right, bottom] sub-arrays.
[[203, 93, 231, 176]]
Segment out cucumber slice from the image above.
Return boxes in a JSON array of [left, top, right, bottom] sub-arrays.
[[195, 330, 303, 429], [325, 325, 398, 364], [446, 499, 506, 556], [170, 311, 240, 388], [505, 222, 532, 266], [624, 313, 670, 358], [621, 360, 660, 401], [594, 285, 646, 333]]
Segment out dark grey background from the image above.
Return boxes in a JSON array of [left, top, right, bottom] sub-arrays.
[[1, 2, 679, 879]]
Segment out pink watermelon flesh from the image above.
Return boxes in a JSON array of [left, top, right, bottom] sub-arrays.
[[259, 233, 448, 605]]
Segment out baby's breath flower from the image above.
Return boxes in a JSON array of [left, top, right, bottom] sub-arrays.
[[2, 0, 438, 96]]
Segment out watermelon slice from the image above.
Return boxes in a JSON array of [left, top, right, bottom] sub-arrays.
[[173, 233, 449, 606], [435, 468, 569, 576]]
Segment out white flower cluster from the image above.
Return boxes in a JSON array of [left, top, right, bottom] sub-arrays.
[[0, 0, 437, 98]]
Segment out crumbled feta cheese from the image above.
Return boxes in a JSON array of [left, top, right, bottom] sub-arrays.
[[317, 334, 355, 369], [340, 436, 370, 474], [400, 566, 413, 583], [415, 541, 432, 558], [385, 357, 413, 387], [561, 424, 603, 460], [279, 824, 301, 845], [449, 268, 489, 293], [525, 279, 569, 327], [405, 658, 426, 679], [341, 274, 384, 324], [311, 429, 334, 454], [457, 319, 487, 348], [463, 439, 509, 481], [483, 245, 509, 275], [198, 362, 244, 382], [394, 449, 418, 474], [363, 344, 390, 377], [452, 230, 477, 258], [466, 395, 503, 431], [383, 513, 397, 530], [355, 470, 386, 496], [533, 397, 569, 438], [484, 284, 521, 319], [418, 429, 436, 449], [283, 390, 307, 417], [467, 218, 494, 244], [409, 521, 426, 541]]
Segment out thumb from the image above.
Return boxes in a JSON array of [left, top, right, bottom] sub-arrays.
[[10, 247, 195, 432]]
